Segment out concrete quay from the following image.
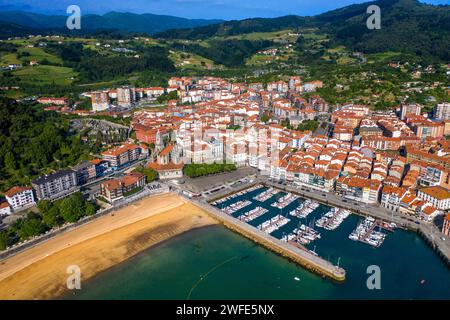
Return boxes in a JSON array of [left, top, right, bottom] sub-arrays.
[[190, 198, 346, 282], [262, 179, 450, 268]]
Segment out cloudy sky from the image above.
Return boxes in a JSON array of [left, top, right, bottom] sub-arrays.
[[0, 0, 448, 20]]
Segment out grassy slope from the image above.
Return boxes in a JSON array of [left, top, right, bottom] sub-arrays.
[[12, 65, 77, 86]]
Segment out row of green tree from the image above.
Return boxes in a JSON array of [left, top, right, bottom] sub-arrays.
[[44, 42, 176, 82], [183, 163, 237, 178], [171, 40, 273, 67], [0, 98, 93, 191], [133, 167, 158, 183], [0, 193, 98, 250], [281, 118, 319, 132]]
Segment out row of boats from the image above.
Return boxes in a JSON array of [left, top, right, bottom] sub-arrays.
[[214, 186, 398, 252], [271, 193, 300, 209], [289, 200, 320, 218], [349, 217, 387, 248], [257, 214, 291, 234], [253, 187, 281, 202], [281, 223, 321, 246], [238, 206, 269, 223], [221, 200, 252, 215], [315, 208, 351, 231], [212, 184, 264, 205]]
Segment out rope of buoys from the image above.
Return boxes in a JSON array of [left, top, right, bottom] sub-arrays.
[[186, 256, 239, 300]]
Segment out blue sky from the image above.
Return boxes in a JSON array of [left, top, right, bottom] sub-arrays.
[[0, 0, 448, 20]]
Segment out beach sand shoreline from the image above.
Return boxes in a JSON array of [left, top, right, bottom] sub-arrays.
[[0, 193, 217, 300]]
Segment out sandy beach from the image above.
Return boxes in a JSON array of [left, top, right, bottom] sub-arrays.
[[0, 193, 217, 300]]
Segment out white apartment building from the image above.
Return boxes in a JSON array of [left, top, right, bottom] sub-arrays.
[[0, 202, 11, 216], [417, 186, 450, 210], [433, 103, 450, 121], [90, 91, 110, 112], [5, 186, 36, 211]]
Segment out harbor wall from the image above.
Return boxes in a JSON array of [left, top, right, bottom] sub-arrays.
[[209, 180, 450, 270], [417, 228, 450, 268]]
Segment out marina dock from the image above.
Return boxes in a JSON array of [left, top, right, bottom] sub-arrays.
[[192, 198, 346, 282], [202, 178, 450, 269], [262, 179, 450, 268]]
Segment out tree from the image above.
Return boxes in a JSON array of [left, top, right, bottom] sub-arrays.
[[85, 202, 97, 216], [261, 114, 270, 123], [183, 163, 237, 178], [58, 193, 86, 223], [17, 213, 46, 241], [42, 206, 62, 228], [37, 200, 52, 214], [297, 120, 319, 132], [0, 231, 8, 250], [134, 167, 158, 183], [4, 151, 16, 171], [157, 91, 178, 104], [0, 97, 93, 191]]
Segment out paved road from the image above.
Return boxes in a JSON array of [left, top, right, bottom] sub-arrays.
[[81, 158, 148, 199], [0, 158, 148, 229]]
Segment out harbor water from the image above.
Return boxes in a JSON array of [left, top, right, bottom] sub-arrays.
[[67, 186, 450, 299]]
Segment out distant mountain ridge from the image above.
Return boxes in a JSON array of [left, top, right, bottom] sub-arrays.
[[155, 0, 450, 61], [1, 0, 448, 62], [0, 10, 223, 35]]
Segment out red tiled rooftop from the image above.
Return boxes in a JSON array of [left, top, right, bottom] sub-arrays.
[[5, 186, 33, 198]]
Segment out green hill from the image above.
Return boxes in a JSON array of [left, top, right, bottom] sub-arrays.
[[0, 11, 223, 36], [155, 0, 450, 62]]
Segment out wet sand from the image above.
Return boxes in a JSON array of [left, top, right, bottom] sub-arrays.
[[0, 193, 217, 300]]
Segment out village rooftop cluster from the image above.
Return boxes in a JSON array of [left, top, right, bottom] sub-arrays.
[[1, 75, 450, 237]]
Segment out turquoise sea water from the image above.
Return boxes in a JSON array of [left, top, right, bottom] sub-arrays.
[[67, 187, 450, 300], [67, 225, 450, 300]]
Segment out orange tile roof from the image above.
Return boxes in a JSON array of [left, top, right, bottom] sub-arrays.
[[422, 205, 438, 216], [5, 186, 33, 198], [401, 194, 417, 205], [91, 159, 103, 165], [121, 172, 145, 187], [101, 179, 122, 191], [148, 162, 184, 171], [419, 186, 450, 200], [0, 202, 9, 209], [102, 144, 139, 157], [160, 144, 174, 157]]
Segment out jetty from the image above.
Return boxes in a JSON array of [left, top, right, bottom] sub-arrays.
[[192, 198, 346, 282]]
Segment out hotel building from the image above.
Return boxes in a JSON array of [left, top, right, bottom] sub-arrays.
[[32, 170, 79, 201], [101, 144, 141, 169]]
